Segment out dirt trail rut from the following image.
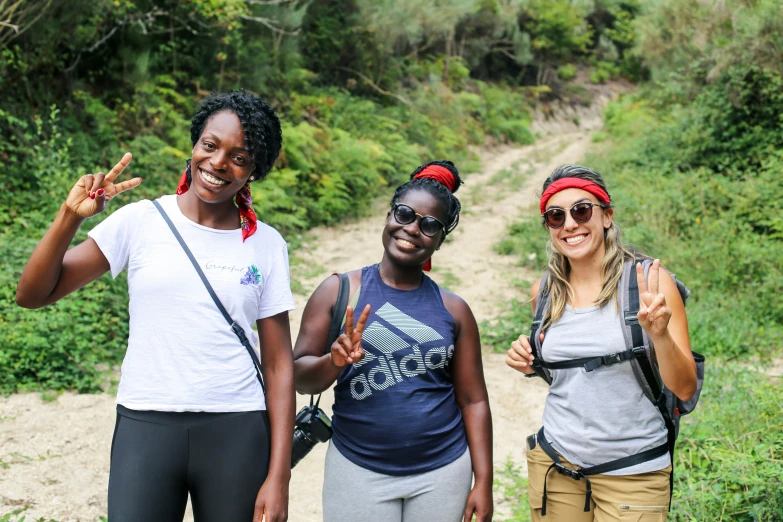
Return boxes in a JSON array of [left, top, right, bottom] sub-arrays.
[[0, 126, 596, 521]]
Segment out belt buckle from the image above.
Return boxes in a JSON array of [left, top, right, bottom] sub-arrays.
[[554, 463, 582, 480]]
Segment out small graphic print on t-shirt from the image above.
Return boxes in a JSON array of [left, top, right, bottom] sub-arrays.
[[239, 265, 261, 286], [205, 261, 245, 275], [349, 302, 454, 401]]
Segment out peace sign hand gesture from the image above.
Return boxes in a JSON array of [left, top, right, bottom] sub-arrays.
[[330, 304, 371, 368], [64, 153, 142, 218], [636, 259, 672, 340]]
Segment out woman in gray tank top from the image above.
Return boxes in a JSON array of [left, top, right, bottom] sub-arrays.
[[506, 164, 698, 521]]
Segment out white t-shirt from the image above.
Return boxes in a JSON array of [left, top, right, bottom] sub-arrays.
[[88, 194, 295, 412]]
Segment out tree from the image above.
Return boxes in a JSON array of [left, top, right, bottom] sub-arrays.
[[0, 0, 54, 50]]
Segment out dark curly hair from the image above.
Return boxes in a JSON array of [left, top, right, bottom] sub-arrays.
[[189, 90, 282, 182], [389, 160, 463, 235]]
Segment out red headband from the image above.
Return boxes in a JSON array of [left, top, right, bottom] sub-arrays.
[[414, 165, 457, 192], [540, 178, 610, 214]]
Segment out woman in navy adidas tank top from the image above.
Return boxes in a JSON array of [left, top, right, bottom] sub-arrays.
[[293, 161, 493, 522], [506, 164, 699, 522]]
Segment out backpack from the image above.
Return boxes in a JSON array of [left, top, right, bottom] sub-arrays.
[[528, 258, 705, 513]]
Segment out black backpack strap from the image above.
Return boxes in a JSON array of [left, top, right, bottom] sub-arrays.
[[529, 273, 553, 383], [536, 347, 638, 372], [152, 199, 265, 392], [311, 273, 351, 409], [537, 426, 669, 515], [327, 273, 350, 353], [536, 427, 593, 514]]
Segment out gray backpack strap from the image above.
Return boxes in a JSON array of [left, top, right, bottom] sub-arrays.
[[620, 259, 662, 404], [621, 258, 704, 416], [529, 272, 553, 384]]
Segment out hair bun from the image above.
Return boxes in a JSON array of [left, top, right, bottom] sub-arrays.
[[412, 161, 460, 193]]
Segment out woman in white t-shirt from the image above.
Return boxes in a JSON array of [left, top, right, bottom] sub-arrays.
[[17, 91, 296, 522]]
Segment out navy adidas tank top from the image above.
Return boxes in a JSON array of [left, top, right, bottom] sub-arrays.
[[331, 264, 468, 475]]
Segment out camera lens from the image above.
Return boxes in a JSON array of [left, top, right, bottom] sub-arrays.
[[291, 428, 318, 468]]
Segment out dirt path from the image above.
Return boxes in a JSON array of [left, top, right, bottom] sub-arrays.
[[0, 122, 597, 521]]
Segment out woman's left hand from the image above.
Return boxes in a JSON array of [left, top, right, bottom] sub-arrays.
[[253, 476, 289, 522], [636, 259, 672, 339], [463, 483, 493, 522]]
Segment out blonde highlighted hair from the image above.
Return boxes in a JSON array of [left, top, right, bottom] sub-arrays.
[[539, 165, 640, 329]]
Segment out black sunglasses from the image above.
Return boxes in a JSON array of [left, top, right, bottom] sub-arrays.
[[542, 202, 606, 229], [391, 203, 446, 237]]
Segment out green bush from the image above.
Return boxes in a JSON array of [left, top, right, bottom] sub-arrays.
[[672, 365, 783, 521], [588, 60, 620, 84], [0, 236, 128, 393], [556, 63, 577, 82]]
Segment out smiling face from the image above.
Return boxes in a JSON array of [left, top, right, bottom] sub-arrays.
[[545, 187, 614, 264], [382, 189, 447, 268], [190, 110, 255, 204]]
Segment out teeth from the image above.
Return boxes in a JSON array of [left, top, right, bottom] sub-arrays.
[[200, 169, 228, 186], [565, 235, 586, 244], [396, 238, 416, 248]]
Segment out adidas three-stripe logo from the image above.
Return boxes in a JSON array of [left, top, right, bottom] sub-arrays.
[[349, 302, 454, 401]]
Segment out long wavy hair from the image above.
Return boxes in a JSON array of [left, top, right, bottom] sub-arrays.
[[540, 164, 640, 329]]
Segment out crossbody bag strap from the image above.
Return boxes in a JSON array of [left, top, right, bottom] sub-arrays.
[[152, 199, 265, 392]]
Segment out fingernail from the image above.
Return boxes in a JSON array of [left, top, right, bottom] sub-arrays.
[[97, 189, 105, 196], [89, 192, 95, 199]]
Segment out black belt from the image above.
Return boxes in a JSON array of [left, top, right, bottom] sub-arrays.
[[536, 427, 670, 515]]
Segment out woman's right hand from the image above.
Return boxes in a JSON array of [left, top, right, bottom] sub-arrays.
[[506, 333, 542, 375], [329, 304, 371, 368], [64, 153, 141, 218]]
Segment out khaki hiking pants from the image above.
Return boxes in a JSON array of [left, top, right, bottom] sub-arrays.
[[526, 444, 672, 522]]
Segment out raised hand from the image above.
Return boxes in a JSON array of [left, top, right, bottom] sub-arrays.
[[506, 332, 543, 375], [64, 153, 141, 218], [329, 304, 371, 368], [637, 259, 671, 339]]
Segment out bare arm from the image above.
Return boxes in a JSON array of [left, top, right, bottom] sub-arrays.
[[254, 311, 295, 522], [444, 291, 493, 522], [638, 261, 697, 401], [16, 153, 140, 308], [16, 210, 109, 308], [292, 271, 367, 395]]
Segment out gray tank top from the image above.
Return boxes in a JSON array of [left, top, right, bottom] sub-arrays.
[[541, 303, 670, 475]]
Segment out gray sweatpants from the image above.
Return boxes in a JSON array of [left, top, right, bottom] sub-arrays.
[[322, 443, 473, 522]]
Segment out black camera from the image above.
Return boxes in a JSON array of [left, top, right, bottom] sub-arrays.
[[291, 403, 333, 468]]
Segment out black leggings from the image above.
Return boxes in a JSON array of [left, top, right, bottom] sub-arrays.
[[108, 405, 270, 522]]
